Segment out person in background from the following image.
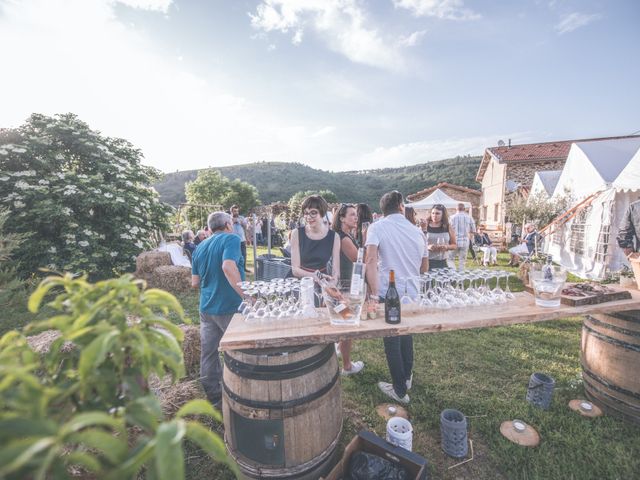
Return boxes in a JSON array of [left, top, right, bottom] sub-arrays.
[[193, 229, 206, 246], [617, 198, 640, 256], [255, 217, 263, 245], [332, 203, 364, 376], [261, 216, 268, 245], [356, 203, 373, 247], [291, 195, 341, 300], [372, 212, 379, 222], [182, 230, 196, 259], [230, 205, 250, 273], [475, 226, 497, 266], [508, 223, 540, 266], [449, 203, 475, 272], [246, 217, 255, 247], [404, 206, 418, 226], [191, 212, 245, 408], [424, 204, 457, 271], [365, 191, 429, 404]]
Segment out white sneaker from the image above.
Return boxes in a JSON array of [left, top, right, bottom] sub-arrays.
[[335, 343, 341, 358], [378, 381, 409, 404], [341, 360, 364, 376], [406, 372, 413, 391]]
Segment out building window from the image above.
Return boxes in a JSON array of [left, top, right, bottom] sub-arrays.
[[482, 206, 487, 221], [569, 206, 590, 255], [494, 203, 499, 222]]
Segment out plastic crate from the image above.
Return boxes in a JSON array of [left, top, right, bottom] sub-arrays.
[[255, 254, 291, 281]]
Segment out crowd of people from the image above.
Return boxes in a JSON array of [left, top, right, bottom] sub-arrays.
[[187, 192, 556, 408]]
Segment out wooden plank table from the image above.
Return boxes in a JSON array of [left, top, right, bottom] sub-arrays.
[[219, 289, 640, 351]]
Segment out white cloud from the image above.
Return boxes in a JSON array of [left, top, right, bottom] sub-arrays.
[[351, 133, 528, 170], [399, 30, 427, 47], [311, 126, 336, 138], [115, 0, 172, 13], [393, 0, 481, 21], [555, 12, 601, 35], [250, 0, 407, 72], [0, 0, 341, 172]]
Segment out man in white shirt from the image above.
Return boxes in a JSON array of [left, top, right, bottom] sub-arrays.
[[449, 203, 476, 272], [365, 191, 429, 404]]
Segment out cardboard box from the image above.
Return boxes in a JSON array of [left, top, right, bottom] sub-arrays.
[[322, 430, 428, 480]]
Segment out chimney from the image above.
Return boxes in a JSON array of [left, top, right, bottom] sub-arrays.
[[508, 138, 512, 148]]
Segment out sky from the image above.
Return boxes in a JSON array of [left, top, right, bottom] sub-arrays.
[[1, 0, 638, 173]]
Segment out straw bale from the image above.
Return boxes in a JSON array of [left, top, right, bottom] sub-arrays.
[[179, 324, 201, 377], [149, 374, 205, 417], [27, 330, 76, 354], [135, 251, 172, 274], [147, 265, 192, 293]]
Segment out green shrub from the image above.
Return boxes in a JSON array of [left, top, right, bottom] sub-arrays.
[[0, 274, 239, 479], [0, 113, 172, 278]]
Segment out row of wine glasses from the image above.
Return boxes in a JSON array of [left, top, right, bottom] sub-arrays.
[[236, 268, 515, 322], [237, 278, 310, 322], [395, 268, 515, 311]]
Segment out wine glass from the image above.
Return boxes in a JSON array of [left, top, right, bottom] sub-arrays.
[[436, 237, 445, 258]]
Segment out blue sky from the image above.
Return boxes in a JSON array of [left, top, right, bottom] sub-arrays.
[[1, 0, 638, 172]]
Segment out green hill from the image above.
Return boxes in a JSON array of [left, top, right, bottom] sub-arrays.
[[154, 155, 482, 208]]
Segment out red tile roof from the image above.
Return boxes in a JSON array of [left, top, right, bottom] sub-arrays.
[[407, 182, 481, 202], [476, 134, 640, 182]]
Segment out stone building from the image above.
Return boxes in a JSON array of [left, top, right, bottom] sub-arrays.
[[476, 135, 640, 244], [407, 182, 481, 221]]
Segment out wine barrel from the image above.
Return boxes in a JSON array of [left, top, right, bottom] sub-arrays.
[[222, 344, 342, 479], [581, 311, 640, 424]]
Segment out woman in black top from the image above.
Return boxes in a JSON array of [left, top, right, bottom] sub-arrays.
[[424, 204, 457, 271], [332, 204, 364, 375], [291, 195, 341, 281]]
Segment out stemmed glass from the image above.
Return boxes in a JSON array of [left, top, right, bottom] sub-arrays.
[[503, 271, 515, 300], [490, 271, 507, 304]]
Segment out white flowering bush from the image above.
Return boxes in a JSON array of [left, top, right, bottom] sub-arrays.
[[0, 113, 171, 278]]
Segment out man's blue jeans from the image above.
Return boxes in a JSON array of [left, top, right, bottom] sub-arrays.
[[383, 335, 413, 397], [199, 312, 233, 404]]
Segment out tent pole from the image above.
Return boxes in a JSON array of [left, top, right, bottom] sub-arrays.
[[267, 210, 272, 256], [252, 213, 258, 266]]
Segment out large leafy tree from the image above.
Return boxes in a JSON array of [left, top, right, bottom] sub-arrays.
[[185, 169, 260, 218], [0, 113, 171, 278]]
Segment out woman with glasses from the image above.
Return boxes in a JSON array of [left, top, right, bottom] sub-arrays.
[[291, 194, 341, 285], [424, 204, 457, 270], [332, 203, 364, 375]]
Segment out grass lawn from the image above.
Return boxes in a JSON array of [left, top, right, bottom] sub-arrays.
[[3, 250, 639, 479]]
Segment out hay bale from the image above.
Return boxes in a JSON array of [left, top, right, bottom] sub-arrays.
[[135, 251, 172, 274], [179, 324, 201, 377], [27, 330, 76, 354], [149, 375, 205, 417], [147, 265, 191, 293]]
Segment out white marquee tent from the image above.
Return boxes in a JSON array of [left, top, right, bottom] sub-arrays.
[[405, 188, 472, 214], [544, 137, 640, 279], [529, 170, 562, 200]]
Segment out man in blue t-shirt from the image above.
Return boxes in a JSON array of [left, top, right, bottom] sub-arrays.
[[191, 211, 245, 407]]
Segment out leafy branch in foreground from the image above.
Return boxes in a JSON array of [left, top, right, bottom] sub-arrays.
[[0, 274, 239, 479]]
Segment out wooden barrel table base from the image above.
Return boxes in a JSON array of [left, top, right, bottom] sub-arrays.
[[222, 344, 342, 479], [581, 310, 640, 425]]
